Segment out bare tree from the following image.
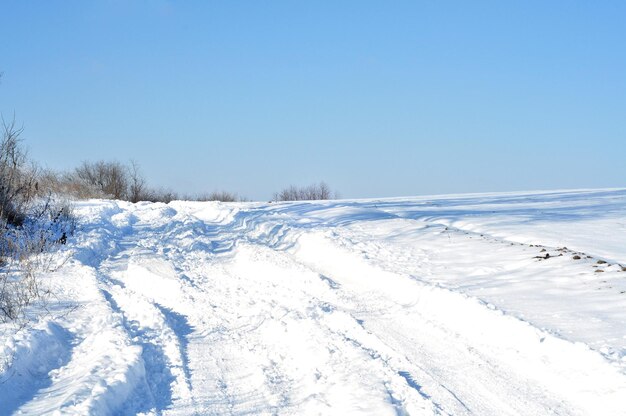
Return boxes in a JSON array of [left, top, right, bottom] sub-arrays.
[[127, 160, 146, 203], [317, 181, 331, 199], [0, 118, 38, 226]]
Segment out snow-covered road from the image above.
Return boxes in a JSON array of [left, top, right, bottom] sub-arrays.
[[2, 189, 626, 415]]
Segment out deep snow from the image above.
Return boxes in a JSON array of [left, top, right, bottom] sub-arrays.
[[1, 189, 626, 415]]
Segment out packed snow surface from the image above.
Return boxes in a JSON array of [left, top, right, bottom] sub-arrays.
[[2, 189, 626, 415]]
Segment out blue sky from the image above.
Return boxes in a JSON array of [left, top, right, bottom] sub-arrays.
[[1, 1, 625, 200]]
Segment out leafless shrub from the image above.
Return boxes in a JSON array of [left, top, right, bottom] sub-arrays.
[[142, 187, 179, 203], [0, 262, 40, 323], [41, 160, 146, 202], [273, 181, 338, 201], [73, 160, 129, 200], [195, 191, 240, 202], [55, 160, 180, 203], [0, 120, 76, 324], [36, 169, 101, 199]]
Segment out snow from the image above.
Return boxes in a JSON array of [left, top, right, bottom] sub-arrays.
[[1, 189, 626, 415]]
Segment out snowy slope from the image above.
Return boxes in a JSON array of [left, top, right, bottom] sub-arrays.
[[1, 189, 626, 415]]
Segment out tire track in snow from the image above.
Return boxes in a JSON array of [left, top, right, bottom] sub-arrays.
[[196, 245, 434, 414], [96, 245, 198, 414], [185, 208, 463, 413], [94, 203, 292, 414], [144, 203, 439, 415]]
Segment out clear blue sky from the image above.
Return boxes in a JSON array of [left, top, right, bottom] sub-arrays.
[[1, 1, 625, 200]]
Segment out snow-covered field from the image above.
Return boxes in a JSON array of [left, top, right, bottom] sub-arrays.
[[2, 189, 626, 415]]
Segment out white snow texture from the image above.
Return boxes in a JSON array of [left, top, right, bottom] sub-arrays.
[[1, 188, 626, 415]]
